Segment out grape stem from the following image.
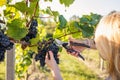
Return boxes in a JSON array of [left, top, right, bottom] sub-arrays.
[[26, 1, 39, 27]]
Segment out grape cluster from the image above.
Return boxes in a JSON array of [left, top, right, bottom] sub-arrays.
[[35, 39, 59, 67], [0, 32, 14, 61], [21, 19, 38, 42]]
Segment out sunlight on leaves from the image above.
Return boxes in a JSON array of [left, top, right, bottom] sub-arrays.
[[0, 0, 6, 6]]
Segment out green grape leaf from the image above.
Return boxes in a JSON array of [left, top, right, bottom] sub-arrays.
[[90, 13, 102, 26], [30, 34, 39, 45], [46, 7, 53, 15], [74, 21, 81, 29], [52, 11, 59, 21], [58, 15, 67, 29], [80, 17, 89, 24], [29, 46, 38, 53], [53, 27, 63, 38], [26, 1, 39, 16], [22, 57, 32, 66], [10, 1, 27, 13], [80, 26, 94, 37], [4, 6, 16, 17], [10, 1, 39, 16], [59, 0, 75, 7], [7, 19, 28, 40]]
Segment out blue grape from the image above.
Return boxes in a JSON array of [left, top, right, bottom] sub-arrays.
[[0, 31, 14, 62], [21, 19, 38, 42], [35, 39, 59, 67]]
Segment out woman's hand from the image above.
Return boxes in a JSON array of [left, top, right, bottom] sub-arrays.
[[45, 51, 58, 69], [67, 38, 87, 57], [45, 51, 63, 80], [69, 38, 87, 52]]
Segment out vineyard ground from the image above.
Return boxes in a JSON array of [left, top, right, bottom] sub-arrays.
[[0, 49, 107, 80]]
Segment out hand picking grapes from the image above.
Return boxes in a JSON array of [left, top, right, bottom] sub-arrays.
[[45, 51, 63, 80]]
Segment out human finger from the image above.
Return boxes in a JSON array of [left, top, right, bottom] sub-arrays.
[[45, 53, 49, 60], [48, 51, 54, 59]]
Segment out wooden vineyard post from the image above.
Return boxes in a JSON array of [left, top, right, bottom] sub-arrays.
[[6, 46, 15, 80]]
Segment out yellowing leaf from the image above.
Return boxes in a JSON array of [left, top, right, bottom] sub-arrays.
[[0, 0, 6, 6]]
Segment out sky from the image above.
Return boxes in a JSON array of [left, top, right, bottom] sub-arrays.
[[40, 0, 120, 20], [1, 0, 120, 20]]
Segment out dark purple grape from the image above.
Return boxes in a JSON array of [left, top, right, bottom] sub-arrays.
[[35, 39, 59, 67], [0, 46, 5, 62], [21, 19, 38, 42], [0, 32, 10, 47], [0, 31, 14, 62], [6, 42, 14, 50], [30, 19, 38, 27]]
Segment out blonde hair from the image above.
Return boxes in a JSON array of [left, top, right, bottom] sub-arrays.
[[95, 11, 120, 80]]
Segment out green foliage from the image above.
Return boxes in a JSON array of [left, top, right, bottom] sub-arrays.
[[59, 0, 75, 7], [7, 19, 27, 40], [10, 1, 39, 16], [10, 1, 27, 13], [4, 6, 20, 19], [53, 13, 101, 40], [15, 44, 35, 79], [58, 15, 67, 29], [74, 13, 102, 38], [46, 7, 53, 15], [53, 27, 64, 38], [74, 21, 94, 37], [45, 7, 59, 21]]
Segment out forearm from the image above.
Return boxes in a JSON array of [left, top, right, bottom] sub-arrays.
[[51, 65, 63, 80], [71, 38, 96, 49]]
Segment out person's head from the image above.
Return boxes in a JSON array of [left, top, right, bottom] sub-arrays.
[[95, 11, 120, 80]]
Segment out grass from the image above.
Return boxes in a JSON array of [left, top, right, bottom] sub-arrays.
[[0, 62, 5, 80], [58, 49, 103, 80]]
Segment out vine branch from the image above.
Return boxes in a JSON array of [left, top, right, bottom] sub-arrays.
[[29, 30, 81, 47], [26, 1, 39, 27], [57, 30, 81, 39]]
